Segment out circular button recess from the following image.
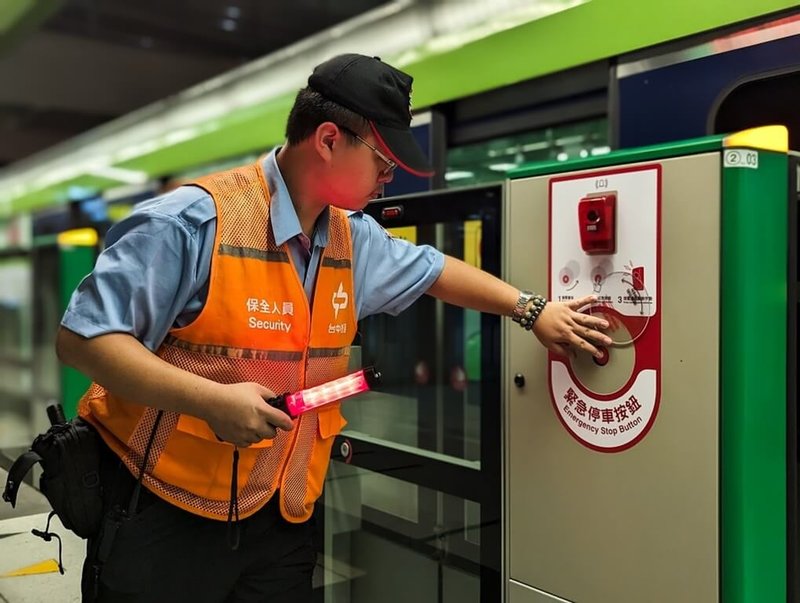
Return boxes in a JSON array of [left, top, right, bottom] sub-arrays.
[[585, 271, 652, 345], [570, 319, 636, 396]]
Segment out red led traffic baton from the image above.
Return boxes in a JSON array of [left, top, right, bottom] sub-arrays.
[[266, 367, 381, 418]]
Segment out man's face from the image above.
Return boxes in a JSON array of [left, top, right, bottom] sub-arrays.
[[323, 128, 396, 210]]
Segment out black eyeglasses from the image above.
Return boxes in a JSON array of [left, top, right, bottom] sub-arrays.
[[338, 125, 397, 175]]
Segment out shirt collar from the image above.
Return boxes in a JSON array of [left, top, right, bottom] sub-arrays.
[[262, 148, 329, 248]]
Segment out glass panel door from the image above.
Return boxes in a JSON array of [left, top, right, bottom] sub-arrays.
[[0, 254, 34, 450], [317, 184, 503, 603]]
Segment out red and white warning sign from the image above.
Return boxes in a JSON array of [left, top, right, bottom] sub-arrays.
[[548, 164, 662, 452]]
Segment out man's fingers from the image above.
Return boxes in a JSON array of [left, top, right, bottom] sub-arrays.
[[566, 311, 612, 346], [572, 311, 609, 331], [568, 334, 602, 358], [229, 423, 278, 448], [267, 410, 294, 432], [565, 295, 597, 311], [258, 402, 294, 431], [259, 425, 278, 441], [579, 325, 613, 346]]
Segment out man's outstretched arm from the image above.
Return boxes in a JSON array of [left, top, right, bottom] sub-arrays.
[[426, 255, 611, 358]]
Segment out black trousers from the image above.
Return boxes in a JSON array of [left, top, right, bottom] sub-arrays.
[[82, 441, 315, 603]]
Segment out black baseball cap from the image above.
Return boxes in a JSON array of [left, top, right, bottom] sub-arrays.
[[308, 53, 434, 177]]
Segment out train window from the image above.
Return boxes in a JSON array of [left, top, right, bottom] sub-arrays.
[[713, 69, 800, 150], [444, 117, 609, 187]]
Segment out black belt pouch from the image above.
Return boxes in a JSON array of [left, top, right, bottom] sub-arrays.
[[3, 416, 104, 539]]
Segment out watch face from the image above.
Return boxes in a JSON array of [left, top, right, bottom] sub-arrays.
[[513, 291, 534, 320]]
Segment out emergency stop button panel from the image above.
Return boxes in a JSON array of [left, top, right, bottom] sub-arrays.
[[548, 165, 662, 453]]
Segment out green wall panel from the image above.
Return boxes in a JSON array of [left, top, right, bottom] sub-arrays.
[[1, 174, 124, 217], [121, 94, 295, 177], [0, 0, 62, 53], [720, 149, 789, 603], [0, 0, 35, 33], [408, 0, 799, 107]]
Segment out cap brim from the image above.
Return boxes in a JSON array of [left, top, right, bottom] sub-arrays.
[[370, 122, 435, 178]]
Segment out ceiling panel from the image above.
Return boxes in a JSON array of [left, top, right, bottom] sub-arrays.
[[0, 0, 390, 166]]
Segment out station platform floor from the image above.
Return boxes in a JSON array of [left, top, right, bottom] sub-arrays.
[[0, 467, 84, 602], [0, 461, 344, 602], [0, 408, 353, 602]]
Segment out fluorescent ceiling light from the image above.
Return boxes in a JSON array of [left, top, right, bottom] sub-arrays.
[[444, 170, 475, 181], [521, 141, 550, 151], [488, 162, 518, 171], [555, 135, 585, 145], [104, 182, 157, 202], [89, 166, 149, 185]]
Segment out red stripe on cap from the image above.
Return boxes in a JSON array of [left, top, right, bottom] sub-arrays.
[[369, 122, 434, 178]]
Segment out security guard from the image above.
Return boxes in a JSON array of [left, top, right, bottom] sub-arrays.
[[57, 54, 610, 602]]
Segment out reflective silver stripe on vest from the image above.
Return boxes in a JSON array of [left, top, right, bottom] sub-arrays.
[[164, 335, 304, 361], [321, 257, 351, 269], [218, 244, 289, 263], [308, 347, 349, 358]]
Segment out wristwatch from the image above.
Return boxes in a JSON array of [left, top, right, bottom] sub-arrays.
[[511, 290, 535, 324]]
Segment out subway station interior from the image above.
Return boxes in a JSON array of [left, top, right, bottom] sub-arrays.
[[0, 1, 799, 601]]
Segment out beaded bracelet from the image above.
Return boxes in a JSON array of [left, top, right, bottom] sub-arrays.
[[517, 294, 547, 331]]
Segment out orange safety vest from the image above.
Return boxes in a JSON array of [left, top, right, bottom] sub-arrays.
[[78, 160, 357, 523]]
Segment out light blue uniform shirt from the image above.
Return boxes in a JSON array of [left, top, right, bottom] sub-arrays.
[[62, 149, 445, 351]]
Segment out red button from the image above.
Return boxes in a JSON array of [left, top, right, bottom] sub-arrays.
[[593, 346, 610, 367]]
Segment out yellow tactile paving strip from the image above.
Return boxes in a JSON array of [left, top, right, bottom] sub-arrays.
[[0, 469, 83, 603]]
